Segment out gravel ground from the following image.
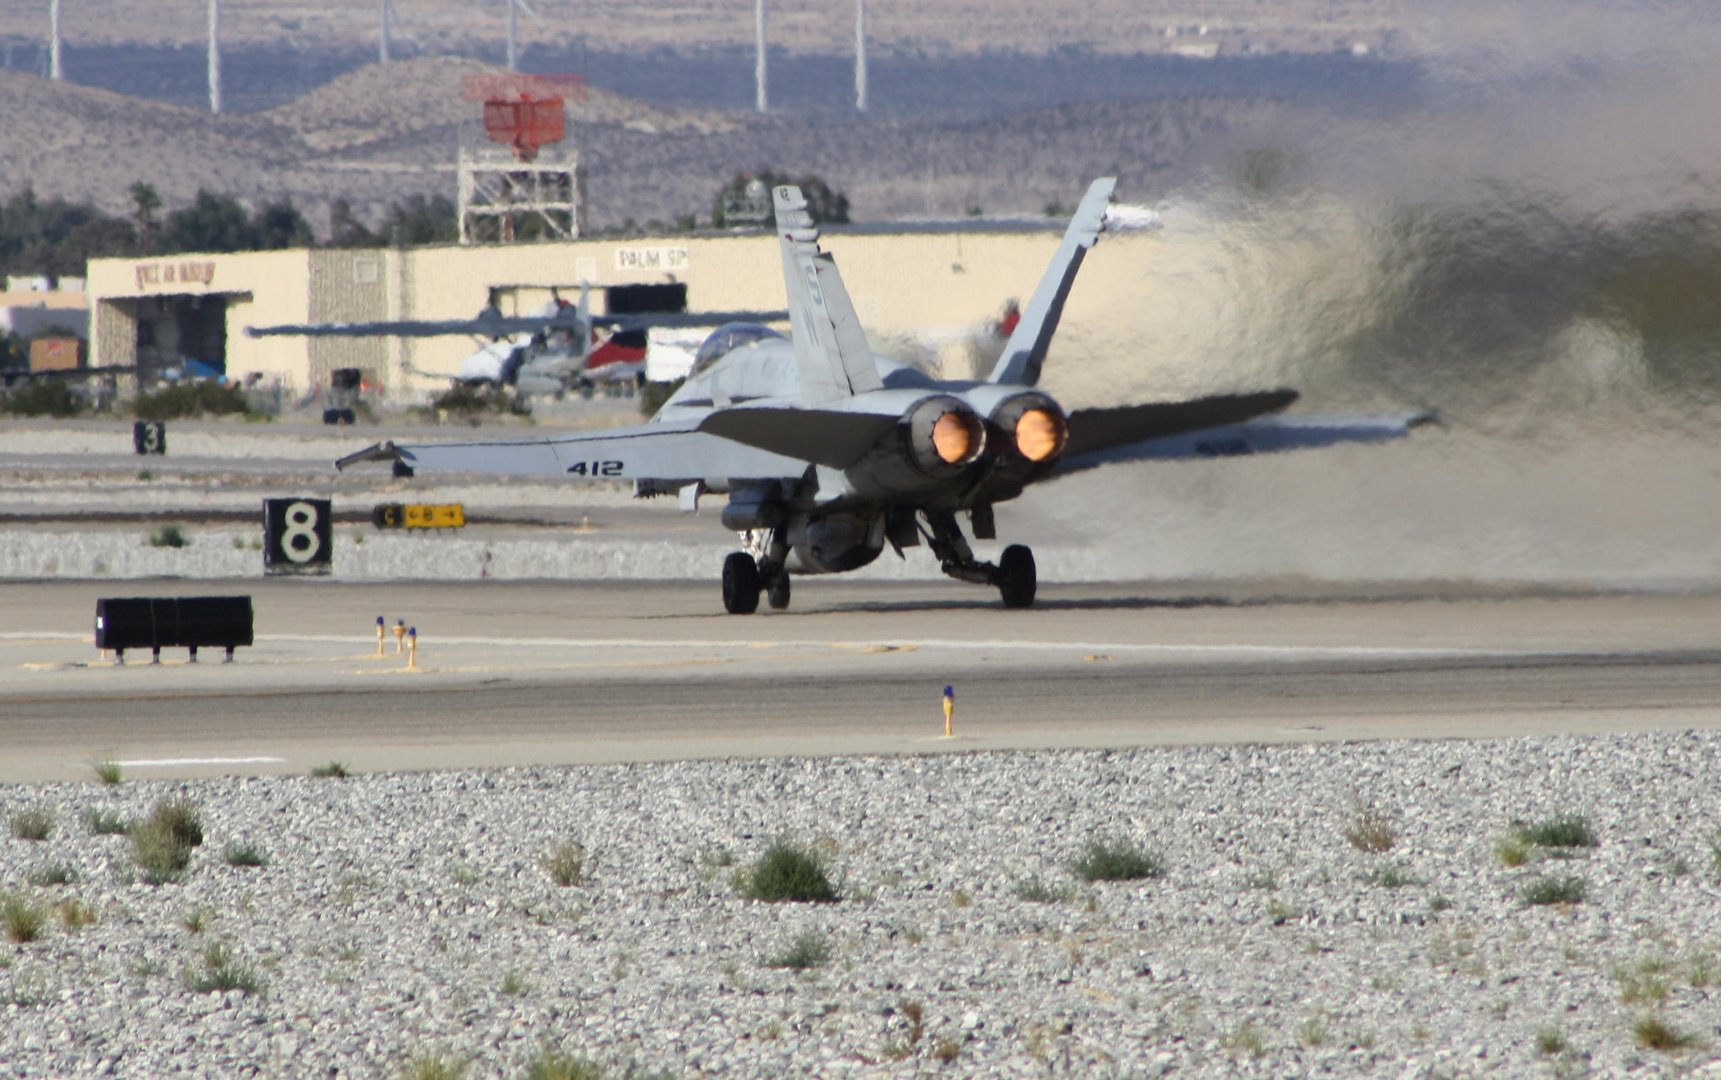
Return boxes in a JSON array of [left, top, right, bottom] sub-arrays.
[[2, 734, 1720, 1077]]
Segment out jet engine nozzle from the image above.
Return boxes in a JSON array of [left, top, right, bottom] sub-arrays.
[[902, 395, 987, 476], [989, 393, 1069, 464]]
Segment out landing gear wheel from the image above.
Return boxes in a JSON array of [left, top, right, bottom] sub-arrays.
[[722, 552, 761, 615], [997, 544, 1037, 609], [767, 573, 791, 611]]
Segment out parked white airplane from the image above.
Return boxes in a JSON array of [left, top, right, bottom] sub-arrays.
[[338, 178, 1429, 613]]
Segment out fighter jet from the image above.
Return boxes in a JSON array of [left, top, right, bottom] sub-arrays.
[[248, 287, 781, 400], [337, 178, 1429, 613]]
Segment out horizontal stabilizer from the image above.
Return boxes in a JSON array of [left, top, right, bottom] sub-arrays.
[[334, 441, 403, 471], [698, 408, 899, 470], [1051, 409, 1434, 478], [1063, 390, 1298, 460], [335, 420, 807, 483]]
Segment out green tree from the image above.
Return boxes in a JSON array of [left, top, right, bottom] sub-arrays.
[[130, 182, 162, 254], [712, 170, 849, 228], [163, 190, 254, 254], [326, 199, 378, 248], [379, 195, 457, 246], [251, 198, 314, 249], [0, 187, 137, 277]]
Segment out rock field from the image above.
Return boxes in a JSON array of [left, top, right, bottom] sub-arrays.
[[2, 733, 1719, 1076]]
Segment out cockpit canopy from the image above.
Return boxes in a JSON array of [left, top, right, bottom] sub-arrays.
[[691, 322, 786, 377]]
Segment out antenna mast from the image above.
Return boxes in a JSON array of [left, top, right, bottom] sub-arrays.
[[855, 0, 867, 112], [207, 0, 222, 113], [49, 0, 62, 80], [754, 0, 767, 113], [506, 0, 518, 70]]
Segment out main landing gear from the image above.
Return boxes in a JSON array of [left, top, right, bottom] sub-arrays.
[[718, 516, 1037, 613], [721, 530, 792, 615], [923, 510, 1037, 609]]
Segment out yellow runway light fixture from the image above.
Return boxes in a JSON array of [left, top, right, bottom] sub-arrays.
[[375, 616, 386, 657], [406, 627, 418, 670], [942, 684, 955, 737], [393, 619, 407, 654]]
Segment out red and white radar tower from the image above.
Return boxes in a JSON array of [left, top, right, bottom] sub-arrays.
[[457, 72, 588, 244]]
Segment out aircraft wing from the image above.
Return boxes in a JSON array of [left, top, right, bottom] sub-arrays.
[[697, 408, 897, 470], [1048, 409, 1435, 479], [1061, 390, 1299, 460], [248, 308, 786, 340], [335, 420, 809, 483]]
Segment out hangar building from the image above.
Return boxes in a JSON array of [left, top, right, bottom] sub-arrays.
[[83, 224, 1149, 406]]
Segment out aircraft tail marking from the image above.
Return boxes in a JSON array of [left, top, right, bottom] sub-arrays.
[[775, 185, 885, 405], [987, 176, 1116, 387]]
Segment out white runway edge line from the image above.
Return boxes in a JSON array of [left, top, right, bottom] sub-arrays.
[[116, 756, 287, 768], [268, 633, 1553, 661]]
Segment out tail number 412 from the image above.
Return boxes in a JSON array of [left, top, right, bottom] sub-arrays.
[[566, 460, 623, 477]]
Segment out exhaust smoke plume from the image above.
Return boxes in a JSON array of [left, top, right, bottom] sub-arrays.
[[1026, 3, 1721, 590]]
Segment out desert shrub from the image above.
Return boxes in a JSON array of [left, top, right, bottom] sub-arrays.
[[84, 807, 128, 835], [740, 840, 838, 903], [186, 942, 261, 995], [521, 1045, 607, 1080], [9, 807, 53, 841], [1072, 837, 1164, 882], [0, 380, 81, 417], [638, 378, 684, 417], [146, 797, 203, 848], [26, 862, 75, 887], [1513, 815, 1598, 851], [147, 524, 189, 548], [130, 799, 203, 885], [1, 894, 46, 943], [1632, 1015, 1696, 1052], [541, 840, 585, 888], [135, 381, 249, 420], [310, 761, 350, 779], [1362, 862, 1418, 888], [90, 760, 122, 785], [431, 383, 529, 418], [398, 1050, 468, 1080], [1013, 877, 1071, 903], [1344, 806, 1397, 853], [54, 898, 96, 929], [1522, 874, 1587, 906], [223, 842, 268, 868], [766, 930, 832, 970]]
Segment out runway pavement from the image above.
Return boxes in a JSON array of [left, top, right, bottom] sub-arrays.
[[3, 578, 1719, 783]]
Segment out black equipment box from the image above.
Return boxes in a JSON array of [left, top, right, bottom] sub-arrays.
[[94, 596, 254, 663]]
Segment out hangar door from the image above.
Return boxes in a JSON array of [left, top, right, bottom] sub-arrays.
[[133, 293, 235, 378], [604, 283, 687, 351]]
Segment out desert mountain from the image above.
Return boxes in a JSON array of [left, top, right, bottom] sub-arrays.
[[0, 55, 1282, 234]]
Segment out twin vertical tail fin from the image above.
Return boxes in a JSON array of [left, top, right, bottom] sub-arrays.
[[987, 177, 1116, 387], [774, 185, 885, 405]]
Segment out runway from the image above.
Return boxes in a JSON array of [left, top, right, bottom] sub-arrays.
[[3, 578, 1719, 783]]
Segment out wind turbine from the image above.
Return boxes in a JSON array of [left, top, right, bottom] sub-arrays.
[[854, 0, 866, 112], [755, 0, 767, 112], [49, 0, 62, 80], [207, 0, 221, 113], [495, 0, 544, 71], [379, 0, 401, 64]]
